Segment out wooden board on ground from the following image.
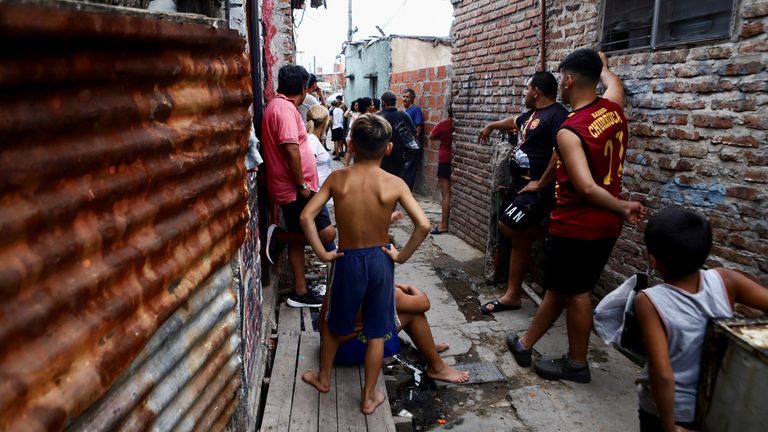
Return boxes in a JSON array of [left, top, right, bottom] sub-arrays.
[[335, 365, 367, 432], [289, 332, 320, 432], [363, 365, 397, 432], [318, 366, 338, 431], [302, 307, 313, 332], [279, 303, 301, 333], [261, 330, 299, 431]]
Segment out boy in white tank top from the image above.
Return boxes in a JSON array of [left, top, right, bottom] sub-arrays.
[[636, 208, 768, 431]]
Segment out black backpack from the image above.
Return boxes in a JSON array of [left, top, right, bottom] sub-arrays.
[[393, 119, 420, 154]]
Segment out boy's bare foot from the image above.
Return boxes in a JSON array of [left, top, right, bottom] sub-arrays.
[[435, 342, 449, 353], [302, 369, 330, 393], [360, 390, 386, 415], [427, 364, 470, 383]]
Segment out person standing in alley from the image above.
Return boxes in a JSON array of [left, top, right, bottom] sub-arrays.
[[401, 87, 424, 190], [299, 74, 325, 122], [330, 99, 345, 158], [428, 108, 455, 235], [378, 91, 417, 179], [508, 50, 646, 383], [477, 71, 568, 313], [261, 65, 336, 308]]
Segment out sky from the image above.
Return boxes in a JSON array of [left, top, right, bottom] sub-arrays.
[[294, 0, 454, 73]]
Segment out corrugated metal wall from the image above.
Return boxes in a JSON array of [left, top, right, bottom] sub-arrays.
[[0, 1, 253, 430]]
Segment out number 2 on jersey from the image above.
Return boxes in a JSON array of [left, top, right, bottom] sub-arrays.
[[603, 131, 624, 186]]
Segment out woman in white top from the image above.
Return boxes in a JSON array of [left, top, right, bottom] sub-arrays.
[[305, 104, 332, 187]]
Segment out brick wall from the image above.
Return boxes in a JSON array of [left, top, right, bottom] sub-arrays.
[[452, 0, 767, 290], [390, 65, 452, 195], [450, 0, 542, 276]]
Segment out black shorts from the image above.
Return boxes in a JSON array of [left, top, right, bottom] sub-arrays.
[[437, 162, 451, 179], [331, 127, 344, 141], [498, 186, 554, 231], [543, 234, 617, 295], [280, 191, 333, 233]]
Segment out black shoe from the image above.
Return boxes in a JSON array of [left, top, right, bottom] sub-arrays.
[[506, 334, 532, 367], [534, 355, 591, 383], [265, 224, 285, 265], [332, 156, 341, 161], [287, 292, 323, 308]]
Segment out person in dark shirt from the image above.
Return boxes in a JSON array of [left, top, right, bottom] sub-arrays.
[[401, 87, 424, 190], [378, 90, 416, 178], [508, 50, 646, 384], [478, 71, 568, 315]]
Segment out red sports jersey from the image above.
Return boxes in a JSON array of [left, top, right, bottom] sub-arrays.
[[549, 98, 629, 240]]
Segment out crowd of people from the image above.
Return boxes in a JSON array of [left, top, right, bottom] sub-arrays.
[[254, 49, 767, 429]]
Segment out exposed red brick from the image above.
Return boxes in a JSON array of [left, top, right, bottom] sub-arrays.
[[652, 114, 688, 125], [718, 61, 764, 76], [744, 115, 768, 130], [725, 186, 761, 201], [740, 21, 764, 38], [730, 234, 768, 255], [711, 98, 758, 112], [744, 167, 768, 183], [631, 124, 664, 137], [743, 2, 768, 19], [711, 134, 760, 147], [679, 143, 708, 158], [667, 128, 702, 141], [692, 114, 734, 129]]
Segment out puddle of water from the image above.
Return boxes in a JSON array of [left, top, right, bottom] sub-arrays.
[[433, 257, 493, 323]]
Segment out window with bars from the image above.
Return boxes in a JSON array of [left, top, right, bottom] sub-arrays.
[[600, 0, 736, 52]]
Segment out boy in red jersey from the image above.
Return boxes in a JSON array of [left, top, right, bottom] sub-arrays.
[[507, 49, 647, 383]]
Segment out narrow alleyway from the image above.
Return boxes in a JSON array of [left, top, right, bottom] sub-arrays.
[[387, 195, 642, 431], [321, 158, 642, 431]]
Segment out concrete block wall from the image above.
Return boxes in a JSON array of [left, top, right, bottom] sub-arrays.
[[451, 0, 767, 292], [390, 65, 452, 195]]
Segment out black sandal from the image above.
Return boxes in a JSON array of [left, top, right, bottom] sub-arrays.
[[481, 299, 522, 314]]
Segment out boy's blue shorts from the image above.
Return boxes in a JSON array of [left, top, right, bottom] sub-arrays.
[[326, 245, 395, 339]]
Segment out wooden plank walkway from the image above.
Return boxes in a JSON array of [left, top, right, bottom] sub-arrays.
[[260, 304, 396, 432]]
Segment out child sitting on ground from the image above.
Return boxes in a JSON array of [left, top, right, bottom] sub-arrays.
[[636, 208, 768, 432], [300, 114, 431, 414]]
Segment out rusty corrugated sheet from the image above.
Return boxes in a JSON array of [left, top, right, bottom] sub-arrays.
[[0, 1, 252, 430]]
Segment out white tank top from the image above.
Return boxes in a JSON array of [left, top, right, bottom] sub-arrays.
[[637, 269, 732, 423]]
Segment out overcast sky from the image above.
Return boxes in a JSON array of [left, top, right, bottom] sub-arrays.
[[294, 0, 454, 73]]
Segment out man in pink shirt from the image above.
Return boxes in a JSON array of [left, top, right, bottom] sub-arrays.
[[262, 65, 337, 307]]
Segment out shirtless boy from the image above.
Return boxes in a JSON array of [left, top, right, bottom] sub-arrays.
[[300, 114, 431, 414]]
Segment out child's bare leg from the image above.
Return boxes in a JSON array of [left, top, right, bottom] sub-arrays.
[[360, 337, 386, 414], [303, 324, 341, 392], [401, 312, 469, 383]]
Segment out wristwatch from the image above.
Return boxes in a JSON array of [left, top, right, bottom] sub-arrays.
[[297, 182, 309, 191]]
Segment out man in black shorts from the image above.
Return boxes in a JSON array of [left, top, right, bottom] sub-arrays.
[[478, 72, 568, 314], [261, 65, 337, 308], [330, 100, 345, 156], [507, 50, 645, 383]]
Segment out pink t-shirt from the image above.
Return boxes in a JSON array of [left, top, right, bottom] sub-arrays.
[[261, 94, 319, 205]]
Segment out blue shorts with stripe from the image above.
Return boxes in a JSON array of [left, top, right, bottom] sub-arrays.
[[326, 245, 395, 339]]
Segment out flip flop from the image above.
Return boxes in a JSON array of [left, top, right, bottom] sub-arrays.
[[481, 299, 522, 314], [430, 226, 447, 235]]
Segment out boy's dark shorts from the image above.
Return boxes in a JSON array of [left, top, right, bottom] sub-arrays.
[[331, 127, 344, 141], [498, 185, 555, 231], [543, 234, 617, 295], [326, 246, 395, 339], [437, 162, 451, 179], [280, 191, 332, 233]]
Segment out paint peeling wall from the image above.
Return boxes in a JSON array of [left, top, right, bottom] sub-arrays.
[[0, 1, 253, 430], [261, 0, 296, 100]]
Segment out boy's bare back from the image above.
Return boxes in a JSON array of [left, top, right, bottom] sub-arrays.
[[327, 162, 413, 250]]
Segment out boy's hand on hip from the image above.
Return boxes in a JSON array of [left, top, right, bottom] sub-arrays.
[[319, 250, 344, 262], [382, 244, 400, 263]]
